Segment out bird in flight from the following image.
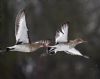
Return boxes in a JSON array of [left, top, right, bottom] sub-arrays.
[[48, 24, 89, 58], [6, 10, 50, 52]]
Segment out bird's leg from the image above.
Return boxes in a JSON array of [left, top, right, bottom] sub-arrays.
[[83, 55, 89, 59]]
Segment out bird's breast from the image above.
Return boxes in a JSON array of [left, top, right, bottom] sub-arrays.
[[56, 44, 70, 51], [14, 45, 31, 52]]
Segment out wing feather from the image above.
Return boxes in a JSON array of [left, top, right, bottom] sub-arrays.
[[67, 48, 83, 56], [55, 24, 68, 43], [15, 10, 29, 44]]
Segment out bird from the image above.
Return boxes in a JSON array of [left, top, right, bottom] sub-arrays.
[[6, 9, 50, 53], [48, 24, 89, 58]]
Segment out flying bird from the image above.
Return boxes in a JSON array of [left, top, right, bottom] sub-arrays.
[[6, 10, 50, 52], [48, 24, 89, 58]]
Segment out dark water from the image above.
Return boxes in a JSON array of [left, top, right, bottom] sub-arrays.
[[0, 0, 100, 79]]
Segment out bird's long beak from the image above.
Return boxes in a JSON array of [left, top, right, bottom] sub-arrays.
[[79, 40, 87, 44], [83, 40, 87, 43]]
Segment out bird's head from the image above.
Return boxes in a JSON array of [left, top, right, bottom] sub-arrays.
[[73, 38, 87, 45], [6, 47, 15, 52]]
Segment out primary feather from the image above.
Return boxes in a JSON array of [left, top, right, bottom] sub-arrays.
[[55, 24, 68, 43], [15, 10, 29, 44]]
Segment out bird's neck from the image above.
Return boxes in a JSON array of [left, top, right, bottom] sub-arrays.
[[68, 41, 77, 48]]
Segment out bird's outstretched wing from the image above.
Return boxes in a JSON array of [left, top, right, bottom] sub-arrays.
[[66, 48, 89, 58], [66, 48, 83, 56], [55, 24, 68, 43], [15, 10, 29, 44]]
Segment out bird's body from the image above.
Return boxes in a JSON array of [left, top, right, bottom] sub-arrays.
[[48, 24, 88, 58], [8, 40, 50, 52], [8, 44, 31, 52], [6, 9, 50, 52], [50, 44, 69, 52], [49, 40, 83, 56]]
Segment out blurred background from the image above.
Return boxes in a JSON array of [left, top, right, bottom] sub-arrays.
[[0, 0, 100, 79]]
